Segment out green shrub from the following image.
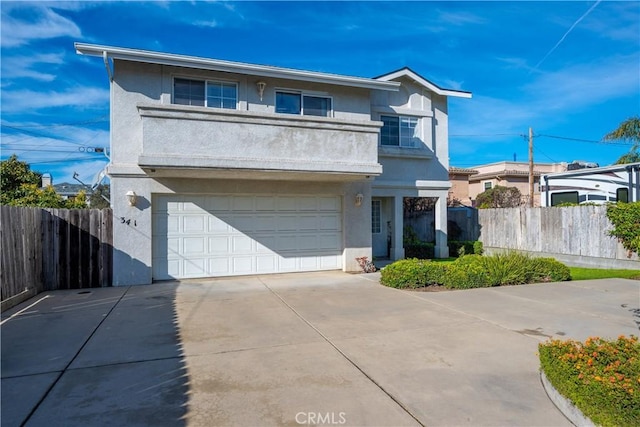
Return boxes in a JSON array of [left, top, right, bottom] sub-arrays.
[[528, 257, 572, 282], [478, 252, 530, 286], [380, 258, 446, 289], [473, 241, 484, 255], [404, 242, 435, 259], [449, 240, 483, 257], [440, 253, 571, 289], [381, 253, 571, 290], [442, 262, 489, 289], [539, 335, 640, 427], [607, 202, 640, 256]]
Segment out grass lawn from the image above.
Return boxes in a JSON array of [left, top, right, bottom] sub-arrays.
[[569, 267, 640, 281]]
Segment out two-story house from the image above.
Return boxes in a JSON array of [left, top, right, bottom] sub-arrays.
[[76, 43, 470, 286]]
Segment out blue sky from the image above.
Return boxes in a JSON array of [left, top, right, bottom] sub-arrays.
[[1, 1, 639, 185]]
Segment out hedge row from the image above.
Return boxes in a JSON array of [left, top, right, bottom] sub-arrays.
[[380, 252, 571, 289]]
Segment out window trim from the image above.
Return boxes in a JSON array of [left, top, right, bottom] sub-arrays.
[[483, 181, 493, 191], [551, 191, 579, 206], [371, 200, 381, 234], [617, 187, 629, 203], [379, 114, 420, 148], [275, 89, 334, 117], [172, 77, 238, 110]]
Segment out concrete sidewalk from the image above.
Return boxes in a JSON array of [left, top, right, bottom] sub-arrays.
[[2, 273, 638, 426]]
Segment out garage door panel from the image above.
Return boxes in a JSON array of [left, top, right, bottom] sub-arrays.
[[298, 197, 317, 211], [208, 236, 229, 253], [277, 197, 297, 211], [233, 257, 253, 273], [319, 197, 340, 211], [277, 215, 298, 231], [319, 215, 340, 230], [256, 255, 277, 272], [184, 258, 207, 276], [298, 216, 318, 231], [255, 197, 276, 211], [254, 216, 276, 232], [153, 194, 343, 280], [318, 234, 341, 250], [183, 216, 206, 233], [208, 216, 229, 233], [183, 237, 206, 255], [232, 197, 253, 211]]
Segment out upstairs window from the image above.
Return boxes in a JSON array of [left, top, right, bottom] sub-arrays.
[[380, 115, 418, 147], [174, 78, 237, 109], [275, 91, 332, 117]]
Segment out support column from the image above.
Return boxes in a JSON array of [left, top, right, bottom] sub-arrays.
[[392, 196, 405, 260], [434, 196, 449, 258]]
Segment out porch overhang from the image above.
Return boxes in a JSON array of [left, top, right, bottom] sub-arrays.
[[138, 156, 382, 182]]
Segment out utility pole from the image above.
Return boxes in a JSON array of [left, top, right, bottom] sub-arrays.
[[528, 127, 534, 207]]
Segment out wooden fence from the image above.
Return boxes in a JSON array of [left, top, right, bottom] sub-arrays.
[[478, 206, 639, 269], [1, 206, 112, 311]]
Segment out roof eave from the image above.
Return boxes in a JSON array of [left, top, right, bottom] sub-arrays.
[[75, 42, 400, 91], [375, 67, 472, 98]]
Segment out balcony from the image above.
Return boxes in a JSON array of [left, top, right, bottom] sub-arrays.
[[137, 104, 383, 181]]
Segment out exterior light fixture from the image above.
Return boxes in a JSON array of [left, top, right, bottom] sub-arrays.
[[355, 193, 364, 207], [256, 81, 267, 101], [126, 190, 137, 207]]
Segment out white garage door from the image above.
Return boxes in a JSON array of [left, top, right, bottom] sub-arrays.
[[152, 194, 343, 280]]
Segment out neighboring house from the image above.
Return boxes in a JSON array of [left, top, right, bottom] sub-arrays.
[[52, 183, 87, 200], [76, 43, 471, 285], [466, 161, 567, 206], [448, 167, 478, 206]]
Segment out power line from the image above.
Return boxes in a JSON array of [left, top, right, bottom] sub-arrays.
[[536, 134, 630, 146]]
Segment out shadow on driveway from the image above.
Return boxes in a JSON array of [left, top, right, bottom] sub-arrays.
[[1, 284, 189, 427]]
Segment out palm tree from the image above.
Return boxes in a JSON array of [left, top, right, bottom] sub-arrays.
[[603, 116, 640, 164]]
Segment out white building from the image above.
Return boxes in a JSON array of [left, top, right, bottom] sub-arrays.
[[76, 43, 471, 285]]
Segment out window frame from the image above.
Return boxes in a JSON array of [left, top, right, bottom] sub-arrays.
[[371, 200, 381, 234], [551, 191, 579, 206], [173, 77, 238, 110], [483, 181, 493, 191], [617, 187, 629, 203], [275, 90, 333, 117], [379, 115, 420, 148]]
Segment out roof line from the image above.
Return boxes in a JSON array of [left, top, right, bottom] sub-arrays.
[[375, 67, 472, 98], [75, 43, 400, 91]]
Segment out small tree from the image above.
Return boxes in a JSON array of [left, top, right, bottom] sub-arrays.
[[475, 186, 523, 209], [0, 155, 87, 208], [1, 154, 42, 205]]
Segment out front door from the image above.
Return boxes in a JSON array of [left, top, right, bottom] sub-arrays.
[[371, 198, 388, 258]]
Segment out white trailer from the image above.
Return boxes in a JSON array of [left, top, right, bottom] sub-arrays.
[[540, 162, 640, 207]]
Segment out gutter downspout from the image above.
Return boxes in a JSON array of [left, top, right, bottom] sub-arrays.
[[103, 51, 113, 82]]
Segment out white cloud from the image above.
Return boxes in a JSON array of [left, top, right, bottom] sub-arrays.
[[1, 87, 109, 112], [1, 5, 82, 47], [436, 10, 485, 26], [449, 54, 640, 139], [193, 19, 218, 28], [1, 52, 66, 81]]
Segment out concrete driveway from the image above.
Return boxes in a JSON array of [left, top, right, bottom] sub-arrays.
[[2, 272, 638, 426]]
